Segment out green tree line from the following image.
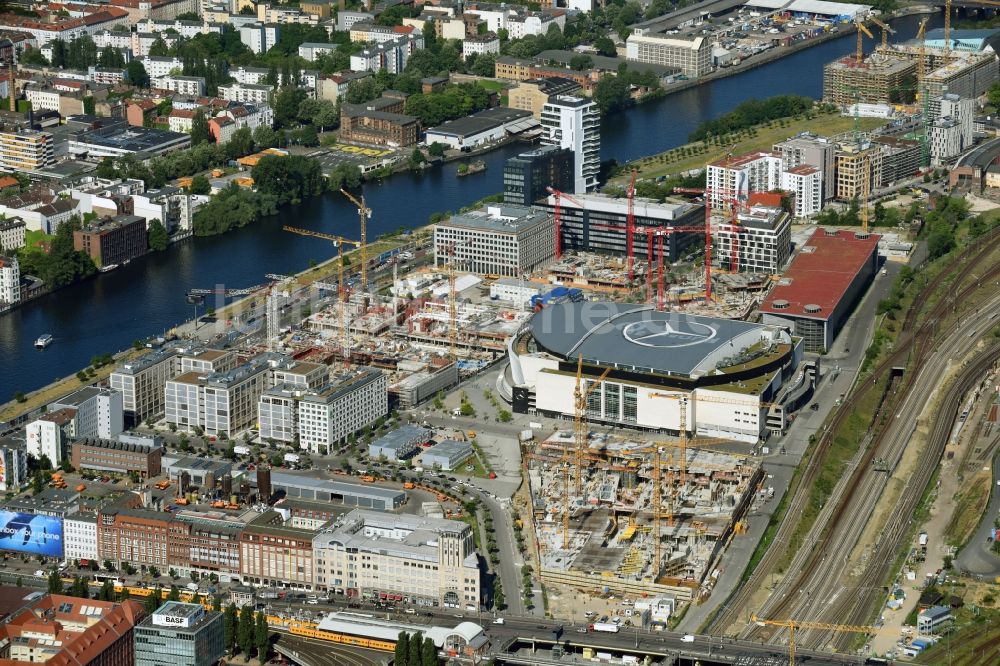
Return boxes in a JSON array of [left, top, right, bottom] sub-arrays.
[[688, 95, 815, 142]]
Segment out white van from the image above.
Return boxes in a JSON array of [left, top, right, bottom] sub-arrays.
[[681, 635, 695, 643]]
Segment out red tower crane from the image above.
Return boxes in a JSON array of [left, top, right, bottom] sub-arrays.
[[626, 169, 637, 283], [546, 186, 586, 261]]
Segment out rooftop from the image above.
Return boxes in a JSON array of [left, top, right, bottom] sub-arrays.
[[316, 508, 470, 563], [426, 107, 532, 139], [438, 203, 551, 234], [759, 228, 881, 320], [371, 425, 431, 453], [423, 439, 473, 458], [270, 472, 407, 503]]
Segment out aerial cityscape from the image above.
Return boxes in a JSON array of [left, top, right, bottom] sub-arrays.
[[0, 0, 998, 665]]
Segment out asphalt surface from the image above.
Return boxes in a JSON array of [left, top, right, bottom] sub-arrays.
[[955, 446, 1000, 580]]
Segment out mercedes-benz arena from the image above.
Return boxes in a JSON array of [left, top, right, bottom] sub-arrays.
[[504, 302, 803, 443]]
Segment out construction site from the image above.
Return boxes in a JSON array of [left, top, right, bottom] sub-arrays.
[[527, 426, 765, 606]]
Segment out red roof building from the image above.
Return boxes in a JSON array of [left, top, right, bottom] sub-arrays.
[[759, 228, 880, 352]]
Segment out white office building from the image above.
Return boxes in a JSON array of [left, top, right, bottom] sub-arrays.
[[0, 255, 19, 306], [540, 95, 600, 194], [313, 510, 480, 608], [64, 514, 99, 562], [25, 418, 65, 465], [780, 165, 823, 218], [713, 205, 792, 274], [296, 368, 388, 455], [433, 204, 554, 278], [50, 387, 124, 441], [706, 152, 784, 210], [165, 357, 271, 436], [110, 348, 178, 425]]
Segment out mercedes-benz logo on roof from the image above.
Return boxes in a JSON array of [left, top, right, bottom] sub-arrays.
[[622, 320, 718, 348]]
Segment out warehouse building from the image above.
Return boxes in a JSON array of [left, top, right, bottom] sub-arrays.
[[270, 472, 406, 510], [369, 425, 432, 462], [313, 510, 480, 608], [625, 31, 711, 78], [760, 228, 880, 352], [424, 107, 536, 151], [421, 440, 474, 472], [71, 437, 163, 477], [505, 301, 802, 443]]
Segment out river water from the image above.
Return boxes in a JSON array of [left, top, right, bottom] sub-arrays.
[[1, 12, 940, 395]]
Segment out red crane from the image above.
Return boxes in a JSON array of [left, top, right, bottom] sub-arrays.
[[546, 186, 586, 260], [626, 169, 637, 283]]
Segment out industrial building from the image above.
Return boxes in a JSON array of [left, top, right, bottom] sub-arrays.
[[71, 437, 163, 477], [270, 472, 406, 510], [163, 456, 234, 488], [421, 440, 474, 472], [424, 107, 536, 151], [433, 204, 554, 278], [713, 205, 792, 274], [368, 425, 431, 462], [536, 192, 704, 262], [625, 30, 711, 78], [68, 122, 191, 159], [73, 215, 148, 268], [135, 602, 224, 666], [760, 228, 881, 352], [312, 510, 480, 608], [505, 301, 802, 443]]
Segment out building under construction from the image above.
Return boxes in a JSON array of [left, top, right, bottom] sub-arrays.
[[822, 55, 916, 105], [528, 431, 764, 602]]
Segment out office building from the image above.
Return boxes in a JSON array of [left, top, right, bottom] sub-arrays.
[[64, 513, 99, 562], [178, 348, 237, 375], [503, 145, 574, 206], [72, 437, 163, 477], [135, 602, 225, 666], [626, 30, 711, 78], [780, 165, 823, 218], [540, 95, 599, 194], [339, 96, 420, 147], [165, 356, 271, 436], [73, 214, 148, 268], [773, 133, 837, 201], [313, 509, 481, 608], [50, 387, 124, 440], [433, 204, 555, 278], [507, 77, 581, 119], [240, 512, 315, 589], [916, 605, 953, 635], [97, 506, 172, 569], [111, 347, 178, 426], [271, 359, 327, 389], [713, 205, 792, 273], [0, 129, 54, 171], [25, 414, 68, 465], [835, 143, 882, 201], [706, 152, 783, 210], [0, 254, 19, 305], [0, 595, 145, 666], [871, 136, 920, 186]]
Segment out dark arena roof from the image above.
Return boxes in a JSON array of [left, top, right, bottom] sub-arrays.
[[528, 302, 787, 379]]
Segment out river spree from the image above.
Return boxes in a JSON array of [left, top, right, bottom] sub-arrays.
[[1, 12, 941, 395]]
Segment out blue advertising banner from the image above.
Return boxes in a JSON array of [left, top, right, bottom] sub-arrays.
[[0, 511, 63, 557]]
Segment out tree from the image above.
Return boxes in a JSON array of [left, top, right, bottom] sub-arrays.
[[224, 604, 238, 654], [190, 111, 211, 146], [47, 570, 62, 594], [273, 87, 308, 128], [188, 174, 211, 195], [147, 218, 168, 251], [421, 636, 437, 666], [408, 631, 423, 666], [409, 148, 425, 169], [226, 127, 254, 159], [328, 163, 362, 190], [144, 587, 162, 614], [20, 48, 48, 66], [126, 60, 150, 88], [428, 142, 445, 157], [989, 82, 1000, 109], [148, 37, 170, 57], [594, 36, 617, 57], [569, 54, 593, 70], [83, 96, 95, 115], [254, 611, 269, 663], [237, 605, 254, 656], [395, 631, 409, 666], [252, 125, 281, 149]]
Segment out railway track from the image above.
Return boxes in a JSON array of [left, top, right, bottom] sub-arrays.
[[709, 227, 1000, 637]]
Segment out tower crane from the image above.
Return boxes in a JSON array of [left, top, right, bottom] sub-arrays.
[[916, 17, 930, 167], [626, 168, 637, 283], [854, 19, 874, 65], [750, 615, 897, 666], [546, 185, 586, 260], [264, 273, 293, 352], [282, 226, 362, 362], [563, 355, 610, 549], [868, 15, 895, 51], [339, 189, 370, 291]]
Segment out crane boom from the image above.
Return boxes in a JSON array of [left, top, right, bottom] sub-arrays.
[[340, 189, 370, 291]]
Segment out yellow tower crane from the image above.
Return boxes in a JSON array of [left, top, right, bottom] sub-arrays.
[[868, 15, 895, 51], [282, 226, 362, 362], [916, 17, 929, 104], [854, 19, 874, 65], [339, 189, 370, 291], [750, 615, 898, 666]]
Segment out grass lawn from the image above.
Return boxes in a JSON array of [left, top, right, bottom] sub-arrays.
[[23, 229, 53, 249], [476, 79, 508, 92], [621, 111, 886, 182]]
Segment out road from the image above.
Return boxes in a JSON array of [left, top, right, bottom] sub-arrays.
[[955, 445, 1000, 580]]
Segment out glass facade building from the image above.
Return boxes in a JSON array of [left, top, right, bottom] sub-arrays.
[[134, 602, 225, 666]]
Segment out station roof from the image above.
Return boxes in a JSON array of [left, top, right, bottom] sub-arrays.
[[316, 612, 486, 649], [528, 302, 774, 378], [759, 228, 880, 321]]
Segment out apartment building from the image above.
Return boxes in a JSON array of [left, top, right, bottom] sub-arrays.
[[0, 128, 54, 171], [298, 42, 337, 61], [313, 510, 480, 608], [50, 386, 124, 440], [141, 56, 184, 78], [706, 152, 783, 210], [0, 443, 27, 493], [239, 23, 281, 54], [240, 512, 315, 589], [540, 95, 600, 194], [97, 506, 172, 569], [73, 214, 148, 268], [773, 133, 837, 201], [165, 357, 271, 436], [110, 347, 178, 425], [463, 33, 500, 57], [218, 82, 273, 105], [152, 75, 206, 96], [64, 513, 99, 562], [0, 254, 19, 306], [507, 77, 581, 119], [713, 205, 792, 274], [835, 143, 882, 201], [626, 30, 711, 78], [132, 186, 206, 235], [0, 218, 26, 252], [433, 204, 554, 278], [780, 165, 822, 218], [350, 35, 422, 74]]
